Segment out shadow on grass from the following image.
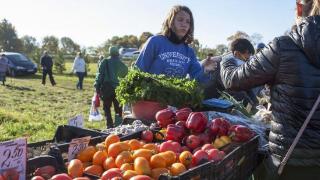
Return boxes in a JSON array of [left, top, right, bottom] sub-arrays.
[[5, 84, 35, 91], [13, 74, 43, 80]]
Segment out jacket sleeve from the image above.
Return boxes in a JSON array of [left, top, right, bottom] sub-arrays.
[[94, 60, 106, 92], [135, 37, 156, 72], [220, 38, 281, 91]]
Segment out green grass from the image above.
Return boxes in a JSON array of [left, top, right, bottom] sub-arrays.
[[0, 62, 116, 143]]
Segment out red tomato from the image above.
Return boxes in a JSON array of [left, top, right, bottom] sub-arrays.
[[1, 169, 19, 180], [175, 109, 191, 122], [51, 173, 72, 180], [31, 176, 45, 180], [201, 144, 215, 151], [192, 150, 209, 165], [101, 168, 122, 180], [160, 140, 181, 153], [141, 130, 153, 143], [207, 149, 220, 161], [186, 135, 200, 150]]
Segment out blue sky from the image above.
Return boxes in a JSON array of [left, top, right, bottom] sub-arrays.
[[0, 0, 296, 48]]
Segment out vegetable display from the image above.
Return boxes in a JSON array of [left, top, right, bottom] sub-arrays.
[[115, 69, 203, 108]]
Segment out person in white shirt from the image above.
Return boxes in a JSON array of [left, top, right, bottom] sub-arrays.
[[72, 52, 86, 90]]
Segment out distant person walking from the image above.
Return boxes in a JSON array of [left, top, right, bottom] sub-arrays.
[[94, 46, 128, 128], [72, 52, 86, 90], [40, 51, 56, 86], [0, 54, 9, 85]]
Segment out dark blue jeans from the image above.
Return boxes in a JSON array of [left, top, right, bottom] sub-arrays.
[[76, 72, 85, 90]]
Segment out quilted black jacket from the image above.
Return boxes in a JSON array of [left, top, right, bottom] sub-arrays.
[[220, 16, 320, 166]]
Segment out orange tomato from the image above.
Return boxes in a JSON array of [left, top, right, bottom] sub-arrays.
[[170, 163, 186, 176], [115, 151, 133, 168], [132, 149, 154, 161], [151, 168, 169, 180], [128, 139, 142, 150], [150, 154, 166, 168], [120, 163, 134, 171], [67, 159, 84, 178], [122, 170, 139, 180], [84, 165, 104, 176], [158, 151, 176, 166], [179, 151, 193, 167], [103, 157, 117, 170], [105, 134, 120, 150], [96, 142, 107, 152], [92, 150, 108, 166], [108, 142, 130, 158], [142, 143, 159, 153], [134, 157, 151, 175], [76, 146, 97, 163]]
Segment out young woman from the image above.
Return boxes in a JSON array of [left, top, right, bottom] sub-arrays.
[[135, 5, 208, 83], [72, 52, 86, 90]]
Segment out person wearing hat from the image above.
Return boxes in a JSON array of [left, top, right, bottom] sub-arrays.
[[220, 0, 320, 179], [72, 52, 86, 90], [94, 46, 128, 128]]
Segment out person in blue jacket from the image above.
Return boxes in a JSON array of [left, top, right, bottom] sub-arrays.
[[135, 5, 208, 83]]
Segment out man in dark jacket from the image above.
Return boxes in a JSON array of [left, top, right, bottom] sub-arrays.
[[94, 46, 128, 128], [220, 0, 320, 179], [40, 51, 56, 86]]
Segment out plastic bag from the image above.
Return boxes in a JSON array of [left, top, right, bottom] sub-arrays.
[[89, 94, 103, 122], [206, 111, 269, 151], [252, 105, 273, 124]]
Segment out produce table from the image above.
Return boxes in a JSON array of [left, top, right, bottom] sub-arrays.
[[25, 110, 267, 180]]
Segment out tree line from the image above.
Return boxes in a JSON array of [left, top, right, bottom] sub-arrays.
[[0, 18, 263, 74]]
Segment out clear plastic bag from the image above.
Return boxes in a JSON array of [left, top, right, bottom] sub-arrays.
[[206, 111, 269, 151], [252, 105, 273, 124]]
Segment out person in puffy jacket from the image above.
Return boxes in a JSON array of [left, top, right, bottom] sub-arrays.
[[220, 0, 320, 179], [94, 46, 128, 128], [72, 52, 86, 90]]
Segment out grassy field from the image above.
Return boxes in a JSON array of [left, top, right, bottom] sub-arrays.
[[0, 62, 122, 143]]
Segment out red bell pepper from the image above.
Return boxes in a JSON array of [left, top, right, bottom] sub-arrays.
[[175, 107, 192, 121], [156, 108, 175, 128], [229, 125, 254, 142], [186, 112, 208, 133], [209, 118, 231, 137], [166, 124, 185, 142]]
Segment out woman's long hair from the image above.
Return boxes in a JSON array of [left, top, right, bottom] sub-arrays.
[[310, 0, 320, 16], [160, 5, 194, 44]]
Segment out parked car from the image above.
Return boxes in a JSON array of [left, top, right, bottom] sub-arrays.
[[122, 50, 140, 59], [0, 52, 37, 76], [119, 48, 140, 59]]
